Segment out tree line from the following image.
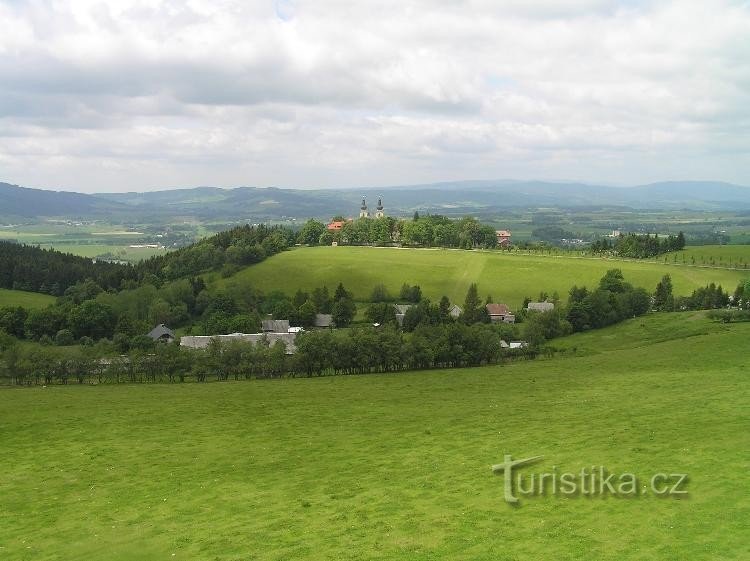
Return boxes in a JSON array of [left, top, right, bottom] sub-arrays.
[[298, 214, 501, 249], [590, 232, 685, 258]]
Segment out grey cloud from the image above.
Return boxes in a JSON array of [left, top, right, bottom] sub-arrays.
[[0, 0, 748, 191]]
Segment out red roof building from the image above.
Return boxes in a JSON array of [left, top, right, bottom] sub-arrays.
[[486, 303, 515, 324], [496, 230, 512, 246]]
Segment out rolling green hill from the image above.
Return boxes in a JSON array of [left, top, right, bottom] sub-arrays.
[[1, 312, 747, 560], [218, 246, 749, 306], [0, 288, 55, 309]]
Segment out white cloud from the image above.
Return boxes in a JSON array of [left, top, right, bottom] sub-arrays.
[[0, 0, 749, 191]]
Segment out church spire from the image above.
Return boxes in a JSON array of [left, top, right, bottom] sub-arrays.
[[375, 196, 385, 218], [359, 197, 369, 218]]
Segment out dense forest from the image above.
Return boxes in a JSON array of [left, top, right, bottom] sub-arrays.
[[0, 241, 137, 294]]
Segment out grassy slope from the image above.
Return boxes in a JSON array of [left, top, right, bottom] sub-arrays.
[[0, 288, 55, 309], [1, 313, 748, 560], [217, 246, 749, 306], [675, 245, 750, 264]]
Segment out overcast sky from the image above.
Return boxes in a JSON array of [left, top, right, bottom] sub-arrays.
[[1, 0, 749, 192]]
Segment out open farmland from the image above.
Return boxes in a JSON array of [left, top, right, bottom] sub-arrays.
[[1, 312, 748, 560], [217, 246, 749, 306]]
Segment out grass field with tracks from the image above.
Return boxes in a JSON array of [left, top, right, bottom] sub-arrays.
[[218, 246, 749, 306], [1, 312, 748, 560], [0, 288, 55, 309]]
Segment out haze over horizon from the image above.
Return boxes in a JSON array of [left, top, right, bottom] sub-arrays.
[[1, 0, 749, 193]]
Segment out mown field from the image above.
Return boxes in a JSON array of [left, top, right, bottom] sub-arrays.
[[0, 288, 55, 309], [218, 246, 749, 306], [1, 312, 747, 560]]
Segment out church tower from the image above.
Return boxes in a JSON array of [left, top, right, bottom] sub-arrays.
[[375, 197, 385, 219], [359, 197, 369, 218]]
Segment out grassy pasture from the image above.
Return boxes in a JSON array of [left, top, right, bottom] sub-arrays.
[[0, 288, 55, 309], [0, 312, 748, 560], [673, 245, 750, 265], [218, 246, 749, 306]]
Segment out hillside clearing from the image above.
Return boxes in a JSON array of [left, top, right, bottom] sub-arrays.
[[0, 288, 55, 309]]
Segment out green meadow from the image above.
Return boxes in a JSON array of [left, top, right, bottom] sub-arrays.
[[219, 246, 749, 306], [673, 244, 750, 265], [1, 312, 748, 560], [0, 288, 55, 309]]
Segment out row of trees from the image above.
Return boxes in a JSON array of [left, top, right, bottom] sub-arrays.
[[0, 323, 534, 385], [590, 232, 686, 258]]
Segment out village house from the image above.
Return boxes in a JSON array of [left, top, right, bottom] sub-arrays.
[[496, 230, 512, 247], [262, 319, 291, 333], [326, 220, 347, 232], [448, 304, 462, 318], [146, 324, 175, 343], [526, 301, 555, 313], [486, 303, 515, 324]]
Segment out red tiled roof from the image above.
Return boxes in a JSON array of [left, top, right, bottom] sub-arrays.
[[327, 221, 345, 230], [486, 303, 511, 315], [496, 230, 511, 237]]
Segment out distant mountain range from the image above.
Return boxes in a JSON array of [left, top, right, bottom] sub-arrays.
[[2, 180, 750, 222]]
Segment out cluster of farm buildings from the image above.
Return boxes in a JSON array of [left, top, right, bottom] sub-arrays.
[[147, 301, 554, 354]]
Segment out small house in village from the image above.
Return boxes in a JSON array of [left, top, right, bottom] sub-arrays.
[[262, 319, 291, 333], [147, 324, 175, 343], [486, 303, 515, 324], [496, 230, 512, 247], [526, 301, 555, 313], [327, 220, 347, 232], [448, 304, 462, 318]]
